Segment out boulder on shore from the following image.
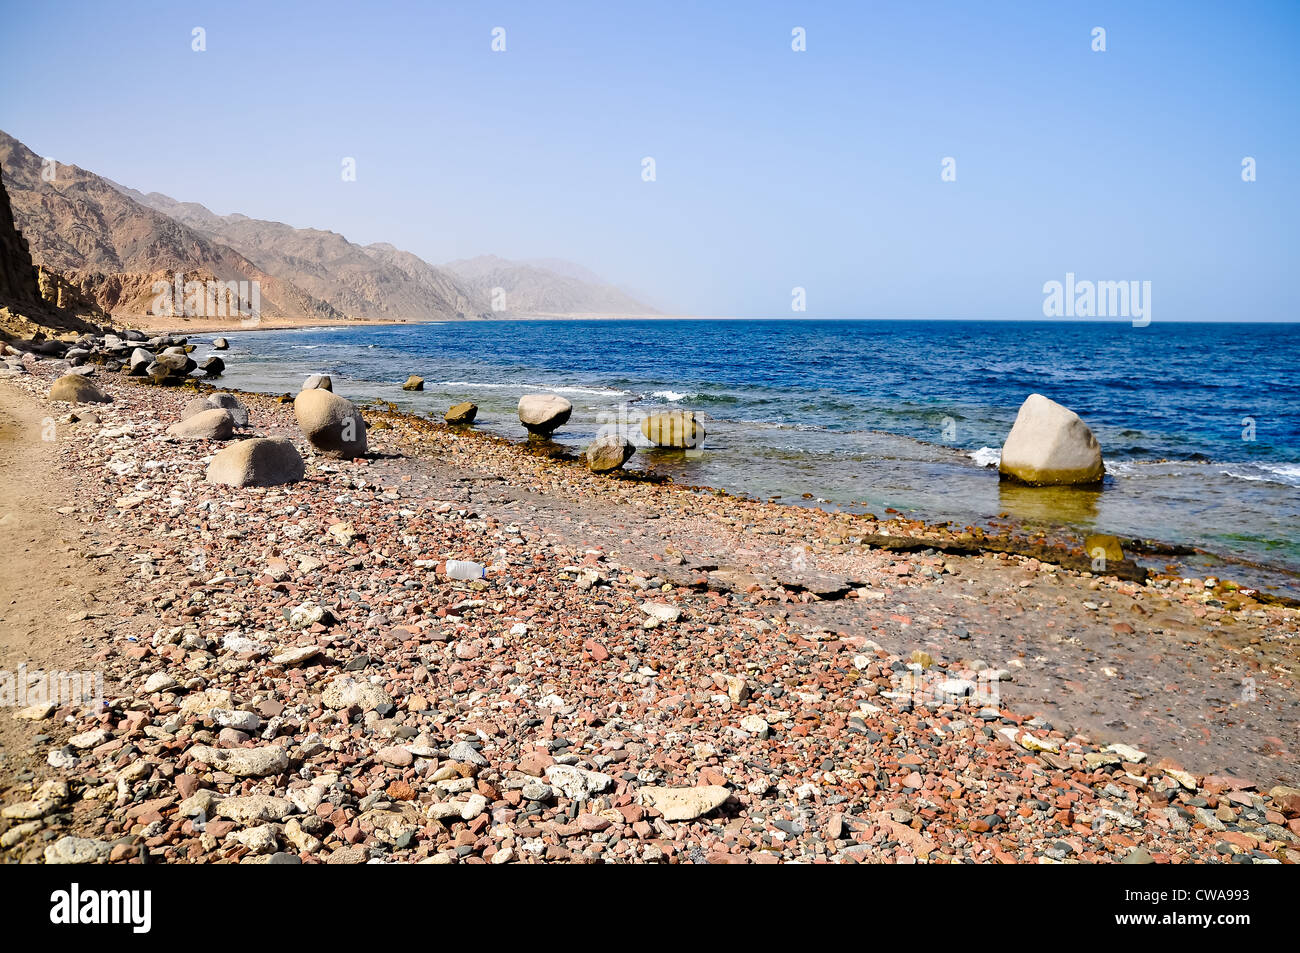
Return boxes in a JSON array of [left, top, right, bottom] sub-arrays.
[[585, 434, 636, 473], [168, 408, 235, 441], [518, 394, 572, 435], [206, 437, 305, 487], [641, 410, 705, 449], [294, 388, 368, 457], [207, 392, 250, 427], [183, 394, 249, 427], [444, 401, 477, 425], [402, 375, 424, 391], [128, 348, 153, 375], [49, 375, 110, 404], [998, 394, 1104, 486]]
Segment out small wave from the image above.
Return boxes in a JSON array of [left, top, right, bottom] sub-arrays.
[[650, 390, 695, 402], [431, 380, 629, 397], [553, 385, 631, 397], [1219, 463, 1300, 487], [969, 447, 1000, 468]]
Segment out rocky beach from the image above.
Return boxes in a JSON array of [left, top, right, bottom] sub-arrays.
[[1, 341, 1297, 865]]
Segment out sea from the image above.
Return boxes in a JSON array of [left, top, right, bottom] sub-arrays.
[[207, 319, 1300, 595]]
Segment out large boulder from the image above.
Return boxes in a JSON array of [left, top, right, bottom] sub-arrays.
[[199, 356, 225, 377], [999, 394, 1104, 486], [294, 388, 367, 457], [155, 350, 194, 374], [641, 411, 705, 449], [128, 348, 153, 375], [585, 434, 636, 473], [518, 394, 572, 435], [444, 401, 477, 425], [207, 392, 250, 427], [183, 393, 248, 427], [206, 437, 305, 487], [48, 375, 110, 404], [167, 408, 234, 440], [401, 375, 424, 391]]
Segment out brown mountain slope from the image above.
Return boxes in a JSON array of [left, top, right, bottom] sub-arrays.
[[121, 189, 653, 318], [0, 159, 109, 338], [115, 186, 484, 321], [0, 130, 340, 320]]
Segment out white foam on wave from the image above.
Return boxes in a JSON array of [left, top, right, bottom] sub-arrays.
[[969, 447, 1001, 468], [1219, 463, 1300, 487], [432, 380, 630, 397], [650, 390, 694, 402]]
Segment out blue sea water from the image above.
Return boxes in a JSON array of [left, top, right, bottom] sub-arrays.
[[209, 319, 1300, 588]]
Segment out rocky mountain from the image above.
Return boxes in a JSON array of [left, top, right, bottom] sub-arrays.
[[0, 159, 108, 337], [113, 186, 484, 321], [0, 131, 340, 321], [443, 255, 657, 316], [0, 128, 655, 321], [0, 160, 41, 310]]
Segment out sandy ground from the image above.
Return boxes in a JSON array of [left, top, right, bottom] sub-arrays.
[[0, 386, 134, 793]]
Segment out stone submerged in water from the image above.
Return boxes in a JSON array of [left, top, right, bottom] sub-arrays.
[[48, 374, 110, 404], [585, 434, 636, 473], [206, 437, 305, 487], [402, 375, 424, 391], [518, 394, 572, 435], [444, 401, 477, 425], [641, 410, 705, 449], [294, 388, 368, 458], [1084, 533, 1125, 564], [998, 393, 1104, 486]]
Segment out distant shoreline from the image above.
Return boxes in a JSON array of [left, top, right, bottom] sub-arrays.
[[113, 313, 1300, 336]]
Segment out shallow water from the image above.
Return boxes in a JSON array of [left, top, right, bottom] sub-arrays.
[[205, 318, 1300, 589]]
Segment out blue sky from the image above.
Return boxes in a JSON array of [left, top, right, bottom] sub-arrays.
[[1, 0, 1297, 319]]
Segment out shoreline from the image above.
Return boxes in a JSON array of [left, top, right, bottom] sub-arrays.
[[207, 331, 1300, 600], [0, 354, 1297, 863]]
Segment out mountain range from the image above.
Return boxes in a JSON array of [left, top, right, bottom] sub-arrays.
[[0, 129, 655, 322]]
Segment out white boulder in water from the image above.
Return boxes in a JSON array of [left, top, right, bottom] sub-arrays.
[[998, 393, 1104, 486], [518, 394, 572, 435]]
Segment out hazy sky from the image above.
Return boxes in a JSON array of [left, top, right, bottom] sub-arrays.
[[2, 0, 1297, 319]]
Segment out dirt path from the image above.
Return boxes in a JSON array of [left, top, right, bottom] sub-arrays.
[[0, 385, 125, 793]]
